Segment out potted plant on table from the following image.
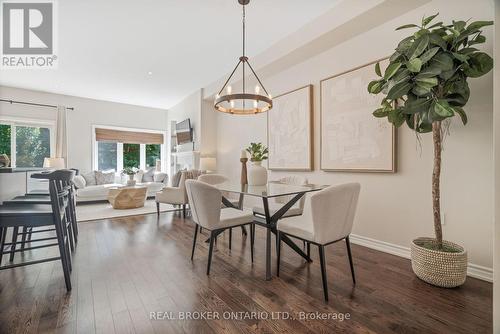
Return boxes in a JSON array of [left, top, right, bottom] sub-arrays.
[[246, 142, 269, 186], [122, 167, 138, 186], [368, 14, 493, 287]]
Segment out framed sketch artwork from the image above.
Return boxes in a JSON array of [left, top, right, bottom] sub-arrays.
[[267, 85, 313, 171], [320, 58, 396, 172]]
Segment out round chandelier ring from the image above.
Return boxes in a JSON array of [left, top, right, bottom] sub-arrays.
[[214, 93, 273, 115]]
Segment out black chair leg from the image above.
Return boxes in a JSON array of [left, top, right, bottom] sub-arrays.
[[0, 227, 6, 266], [229, 228, 232, 250], [318, 245, 328, 301], [276, 232, 281, 277], [9, 227, 19, 262], [55, 222, 72, 291], [67, 220, 75, 252], [191, 224, 198, 260], [306, 242, 311, 259], [250, 224, 254, 263], [21, 227, 28, 250], [346, 236, 356, 285], [182, 204, 186, 218], [156, 202, 160, 216], [207, 231, 216, 275]]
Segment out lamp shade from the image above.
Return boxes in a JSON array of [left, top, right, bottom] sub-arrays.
[[43, 157, 66, 169], [200, 157, 216, 172]]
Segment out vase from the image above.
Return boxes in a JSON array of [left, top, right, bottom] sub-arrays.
[[0, 154, 10, 167], [126, 174, 136, 187], [247, 161, 267, 186], [410, 237, 467, 288]]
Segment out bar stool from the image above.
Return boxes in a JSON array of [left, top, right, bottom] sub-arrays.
[[0, 169, 75, 291], [3, 169, 79, 255]]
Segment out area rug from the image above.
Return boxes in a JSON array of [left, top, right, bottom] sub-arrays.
[[76, 200, 177, 222]]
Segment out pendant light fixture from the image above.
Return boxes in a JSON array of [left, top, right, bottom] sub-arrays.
[[214, 0, 272, 115]]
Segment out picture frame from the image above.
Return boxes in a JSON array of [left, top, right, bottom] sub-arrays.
[[320, 58, 396, 172], [267, 84, 313, 171]]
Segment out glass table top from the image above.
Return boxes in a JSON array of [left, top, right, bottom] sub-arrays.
[[213, 181, 328, 198]]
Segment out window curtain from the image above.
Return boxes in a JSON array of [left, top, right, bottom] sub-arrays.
[[55, 105, 68, 167]]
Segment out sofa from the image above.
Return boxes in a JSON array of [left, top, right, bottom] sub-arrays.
[[74, 169, 168, 203]]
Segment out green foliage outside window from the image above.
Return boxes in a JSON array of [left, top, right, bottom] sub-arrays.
[[123, 143, 140, 168], [15, 126, 50, 167], [0, 124, 11, 157], [146, 144, 161, 168]]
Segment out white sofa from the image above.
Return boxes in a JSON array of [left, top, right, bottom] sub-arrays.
[[75, 170, 168, 203]]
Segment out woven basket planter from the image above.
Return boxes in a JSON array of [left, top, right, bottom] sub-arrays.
[[410, 237, 467, 288]]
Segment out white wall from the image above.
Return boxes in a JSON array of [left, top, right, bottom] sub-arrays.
[[214, 0, 494, 272], [167, 89, 202, 152], [0, 86, 168, 172]]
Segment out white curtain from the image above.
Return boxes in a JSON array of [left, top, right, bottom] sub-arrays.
[[55, 105, 68, 167]]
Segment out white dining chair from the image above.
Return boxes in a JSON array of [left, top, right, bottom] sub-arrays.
[[276, 183, 361, 301], [198, 174, 245, 249], [253, 175, 308, 218], [185, 180, 255, 275]]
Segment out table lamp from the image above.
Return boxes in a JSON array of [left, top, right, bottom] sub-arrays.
[[200, 157, 216, 173], [43, 157, 66, 170]]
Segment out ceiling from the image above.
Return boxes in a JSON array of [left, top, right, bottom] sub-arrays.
[[0, 0, 340, 109]]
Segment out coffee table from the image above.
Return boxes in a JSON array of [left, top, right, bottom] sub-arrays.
[[107, 186, 147, 209]]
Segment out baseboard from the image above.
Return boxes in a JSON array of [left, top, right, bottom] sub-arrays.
[[349, 234, 493, 283]]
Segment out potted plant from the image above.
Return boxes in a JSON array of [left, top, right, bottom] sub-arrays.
[[122, 167, 138, 186], [368, 14, 493, 287], [246, 142, 269, 186]]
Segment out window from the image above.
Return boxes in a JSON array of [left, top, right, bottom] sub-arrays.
[[94, 126, 165, 172], [97, 142, 117, 170], [146, 144, 161, 168], [0, 121, 53, 168]]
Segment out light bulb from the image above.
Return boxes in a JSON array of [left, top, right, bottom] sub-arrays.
[[268, 94, 272, 99], [227, 86, 232, 94], [215, 93, 220, 99], [230, 100, 235, 108], [253, 100, 258, 108], [255, 85, 260, 94]]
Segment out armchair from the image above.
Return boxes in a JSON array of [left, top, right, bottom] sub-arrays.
[[155, 170, 203, 217]]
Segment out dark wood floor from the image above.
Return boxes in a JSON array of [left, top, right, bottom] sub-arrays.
[[0, 211, 492, 334]]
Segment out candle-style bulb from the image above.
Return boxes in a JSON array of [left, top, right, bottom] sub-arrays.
[[255, 85, 260, 94], [253, 100, 258, 108], [227, 86, 232, 94], [230, 100, 235, 108]]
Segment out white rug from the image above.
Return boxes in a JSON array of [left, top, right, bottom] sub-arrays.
[[76, 200, 177, 222]]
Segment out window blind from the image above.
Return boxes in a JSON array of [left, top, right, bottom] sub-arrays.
[[95, 128, 164, 144]]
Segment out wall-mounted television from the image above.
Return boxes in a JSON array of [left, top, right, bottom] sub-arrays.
[[176, 119, 193, 145]]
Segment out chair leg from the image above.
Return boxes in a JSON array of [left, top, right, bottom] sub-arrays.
[[318, 245, 328, 301], [191, 224, 198, 260], [306, 242, 311, 259], [182, 204, 186, 218], [207, 231, 216, 275], [0, 227, 6, 266], [67, 219, 75, 252], [276, 231, 281, 277], [250, 224, 254, 263], [21, 227, 27, 250], [55, 221, 72, 291], [229, 228, 232, 250], [156, 202, 160, 216], [9, 227, 19, 262], [346, 236, 356, 285]]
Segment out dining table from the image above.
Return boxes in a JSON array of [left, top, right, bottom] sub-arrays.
[[213, 181, 328, 280]]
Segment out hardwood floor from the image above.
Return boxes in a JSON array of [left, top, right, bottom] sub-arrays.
[[0, 211, 492, 334]]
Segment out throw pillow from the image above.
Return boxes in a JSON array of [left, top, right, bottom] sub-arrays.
[[134, 170, 144, 183], [82, 171, 96, 186], [73, 175, 86, 189], [143, 168, 155, 182], [95, 170, 115, 185], [171, 170, 183, 187], [153, 172, 168, 183]]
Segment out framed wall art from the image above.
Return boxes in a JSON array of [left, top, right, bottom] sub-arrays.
[[320, 58, 396, 172], [267, 85, 313, 171]]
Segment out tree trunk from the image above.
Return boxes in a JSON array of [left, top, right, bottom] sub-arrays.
[[432, 121, 443, 249]]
